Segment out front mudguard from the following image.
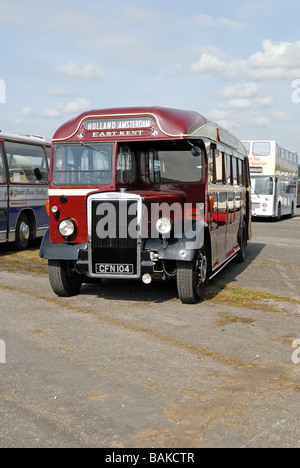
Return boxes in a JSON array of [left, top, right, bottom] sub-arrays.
[[39, 229, 87, 261], [144, 220, 207, 262]]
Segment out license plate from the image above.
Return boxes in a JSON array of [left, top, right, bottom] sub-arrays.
[[95, 263, 134, 275]]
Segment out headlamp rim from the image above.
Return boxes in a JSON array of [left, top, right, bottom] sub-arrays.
[[58, 218, 76, 238]]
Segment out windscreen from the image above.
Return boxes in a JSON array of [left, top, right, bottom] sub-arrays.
[[251, 176, 274, 195], [117, 140, 203, 185], [53, 143, 113, 185]]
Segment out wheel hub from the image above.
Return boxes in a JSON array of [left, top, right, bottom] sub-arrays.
[[20, 221, 30, 242], [197, 253, 207, 285]]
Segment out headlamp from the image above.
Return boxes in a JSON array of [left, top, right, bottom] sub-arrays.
[[59, 219, 76, 238], [156, 217, 172, 236]]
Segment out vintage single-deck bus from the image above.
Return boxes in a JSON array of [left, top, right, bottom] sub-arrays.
[[0, 132, 50, 249], [242, 140, 298, 219], [40, 107, 251, 304]]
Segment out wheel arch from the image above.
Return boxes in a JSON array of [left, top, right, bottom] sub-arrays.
[[15, 208, 37, 239]]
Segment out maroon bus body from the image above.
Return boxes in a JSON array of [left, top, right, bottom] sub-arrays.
[[41, 106, 251, 303]]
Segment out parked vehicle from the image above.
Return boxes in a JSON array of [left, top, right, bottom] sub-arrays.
[[0, 132, 50, 249], [40, 107, 251, 303]]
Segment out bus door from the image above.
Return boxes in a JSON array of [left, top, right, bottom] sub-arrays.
[[226, 155, 240, 256], [274, 177, 279, 214], [0, 143, 8, 242], [215, 149, 227, 265]]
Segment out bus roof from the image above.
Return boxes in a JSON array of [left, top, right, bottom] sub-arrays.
[[0, 132, 52, 145], [52, 106, 247, 155]]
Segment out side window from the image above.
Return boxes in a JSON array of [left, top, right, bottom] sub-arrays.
[[233, 157, 238, 185], [46, 146, 51, 169], [226, 154, 232, 185], [239, 159, 246, 186], [238, 159, 244, 186], [0, 145, 6, 184], [215, 149, 223, 184], [5, 141, 48, 184], [149, 151, 161, 183], [117, 147, 136, 184], [209, 147, 216, 184]]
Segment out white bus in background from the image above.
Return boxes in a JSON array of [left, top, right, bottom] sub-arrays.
[[0, 132, 51, 249], [242, 140, 298, 220]]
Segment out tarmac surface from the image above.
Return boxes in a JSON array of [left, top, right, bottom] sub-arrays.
[[0, 209, 300, 448]]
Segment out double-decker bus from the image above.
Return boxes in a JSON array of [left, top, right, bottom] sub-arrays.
[[0, 132, 50, 249], [298, 164, 300, 207], [242, 140, 298, 219], [40, 107, 251, 304]]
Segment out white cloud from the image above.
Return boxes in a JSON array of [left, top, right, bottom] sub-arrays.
[[272, 111, 292, 122], [55, 62, 106, 80], [217, 82, 273, 110], [122, 5, 158, 22], [191, 54, 226, 74], [22, 106, 34, 117], [40, 108, 61, 118], [207, 108, 271, 131], [196, 14, 245, 30], [218, 82, 260, 99], [41, 98, 90, 119], [254, 95, 273, 107], [217, 17, 245, 31], [195, 14, 215, 28], [192, 40, 300, 80], [60, 98, 90, 114], [226, 99, 252, 109], [0, 2, 27, 25], [171, 63, 184, 76], [46, 88, 75, 97]]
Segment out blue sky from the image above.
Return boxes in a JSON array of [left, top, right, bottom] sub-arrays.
[[1, 0, 300, 153]]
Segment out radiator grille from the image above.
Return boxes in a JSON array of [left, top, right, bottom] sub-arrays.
[[91, 199, 138, 249], [89, 197, 141, 277]]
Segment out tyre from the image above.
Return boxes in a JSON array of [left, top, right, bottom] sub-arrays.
[[277, 203, 282, 221], [48, 260, 83, 297], [177, 248, 208, 304], [15, 213, 30, 250], [236, 220, 247, 263]]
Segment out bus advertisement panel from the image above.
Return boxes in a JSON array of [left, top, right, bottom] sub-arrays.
[[0, 133, 51, 249], [40, 107, 251, 304]]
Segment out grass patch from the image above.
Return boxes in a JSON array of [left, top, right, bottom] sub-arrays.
[[204, 283, 300, 312], [0, 247, 47, 275]]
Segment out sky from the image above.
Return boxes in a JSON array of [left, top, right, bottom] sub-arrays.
[[1, 0, 300, 154]]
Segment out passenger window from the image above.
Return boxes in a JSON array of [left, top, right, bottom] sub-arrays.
[[226, 154, 232, 185], [209, 147, 216, 184], [0, 146, 6, 184], [233, 157, 238, 185], [215, 150, 223, 184], [5, 141, 48, 184], [239, 159, 244, 186]]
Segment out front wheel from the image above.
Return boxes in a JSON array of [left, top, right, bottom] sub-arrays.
[[177, 248, 209, 304], [48, 260, 83, 297]]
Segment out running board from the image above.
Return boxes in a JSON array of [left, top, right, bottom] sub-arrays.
[[209, 253, 238, 281]]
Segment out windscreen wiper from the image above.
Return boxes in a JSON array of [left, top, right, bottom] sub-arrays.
[[80, 142, 108, 154]]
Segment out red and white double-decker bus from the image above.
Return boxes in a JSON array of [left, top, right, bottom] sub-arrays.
[[40, 107, 251, 304]]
